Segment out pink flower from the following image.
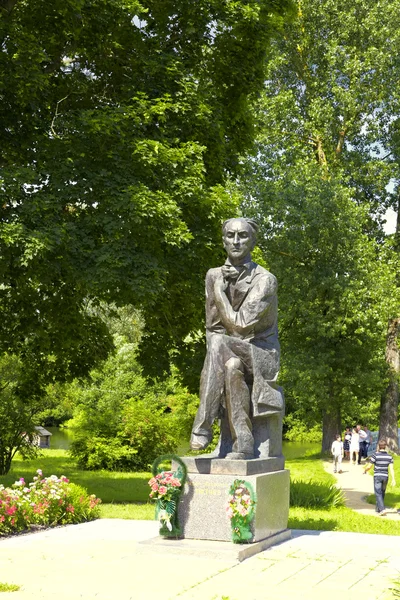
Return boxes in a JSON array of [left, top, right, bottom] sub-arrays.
[[148, 478, 157, 486], [151, 483, 159, 492], [239, 505, 248, 517], [226, 507, 234, 519], [158, 486, 168, 495]]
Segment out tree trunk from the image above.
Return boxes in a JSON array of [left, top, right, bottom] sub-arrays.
[[379, 195, 400, 452], [0, 448, 13, 475], [379, 318, 400, 453], [321, 401, 341, 453]]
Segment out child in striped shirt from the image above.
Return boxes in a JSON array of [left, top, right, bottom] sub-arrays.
[[363, 438, 396, 515]]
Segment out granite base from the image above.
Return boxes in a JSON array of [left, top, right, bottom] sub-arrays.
[[140, 529, 291, 562], [178, 468, 290, 543], [181, 455, 284, 475]]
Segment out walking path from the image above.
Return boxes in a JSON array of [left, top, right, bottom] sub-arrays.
[[325, 458, 400, 518], [1, 519, 400, 600]]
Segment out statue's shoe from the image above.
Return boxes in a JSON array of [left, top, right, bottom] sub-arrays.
[[190, 433, 211, 451], [225, 452, 254, 460]]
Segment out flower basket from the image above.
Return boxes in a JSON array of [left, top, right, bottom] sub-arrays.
[[226, 479, 257, 543], [149, 455, 187, 538]]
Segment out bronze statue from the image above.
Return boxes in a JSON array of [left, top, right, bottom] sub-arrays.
[[190, 218, 284, 460]]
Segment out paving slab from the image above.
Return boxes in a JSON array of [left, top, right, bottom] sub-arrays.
[[0, 521, 400, 600]]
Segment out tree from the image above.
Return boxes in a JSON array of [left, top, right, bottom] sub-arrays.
[[0, 0, 294, 388], [0, 354, 48, 475], [239, 0, 400, 450]]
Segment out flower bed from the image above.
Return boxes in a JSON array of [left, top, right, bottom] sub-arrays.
[[0, 470, 101, 536]]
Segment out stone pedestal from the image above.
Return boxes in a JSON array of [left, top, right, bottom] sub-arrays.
[[177, 457, 290, 543]]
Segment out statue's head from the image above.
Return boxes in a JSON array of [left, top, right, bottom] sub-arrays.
[[222, 218, 258, 265]]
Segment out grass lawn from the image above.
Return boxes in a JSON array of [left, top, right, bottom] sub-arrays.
[[2, 447, 400, 534], [0, 583, 21, 593]]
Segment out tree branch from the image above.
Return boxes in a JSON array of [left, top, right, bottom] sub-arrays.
[[50, 95, 70, 138], [335, 127, 347, 155]]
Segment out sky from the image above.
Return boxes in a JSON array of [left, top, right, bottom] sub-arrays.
[[384, 207, 397, 235]]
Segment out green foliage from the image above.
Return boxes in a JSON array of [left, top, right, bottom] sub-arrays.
[[0, 353, 41, 475], [0, 583, 20, 592], [283, 413, 322, 443], [0, 0, 294, 390], [150, 455, 187, 537], [63, 307, 200, 471], [290, 480, 344, 508], [227, 479, 257, 543], [70, 400, 180, 471], [239, 0, 400, 448]]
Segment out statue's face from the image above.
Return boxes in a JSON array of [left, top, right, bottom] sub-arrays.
[[223, 219, 255, 264]]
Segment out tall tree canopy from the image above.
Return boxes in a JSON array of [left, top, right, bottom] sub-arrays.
[[239, 0, 400, 449], [0, 0, 293, 387]]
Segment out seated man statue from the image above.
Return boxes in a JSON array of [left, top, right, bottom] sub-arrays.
[[190, 217, 284, 460]]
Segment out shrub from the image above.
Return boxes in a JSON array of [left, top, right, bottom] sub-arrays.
[[0, 470, 101, 536], [290, 479, 345, 509], [69, 436, 139, 471], [69, 400, 180, 471]]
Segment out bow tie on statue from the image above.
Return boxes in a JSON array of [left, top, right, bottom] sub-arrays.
[[221, 264, 245, 282]]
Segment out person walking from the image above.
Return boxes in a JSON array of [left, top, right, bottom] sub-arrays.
[[363, 438, 396, 516], [357, 424, 367, 464], [343, 427, 351, 461], [363, 425, 372, 459], [331, 434, 344, 474], [350, 427, 360, 465]]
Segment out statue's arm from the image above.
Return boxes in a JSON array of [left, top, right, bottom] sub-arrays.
[[214, 273, 277, 337], [205, 268, 226, 333]]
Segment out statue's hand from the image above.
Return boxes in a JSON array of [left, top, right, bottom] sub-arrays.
[[221, 264, 240, 281]]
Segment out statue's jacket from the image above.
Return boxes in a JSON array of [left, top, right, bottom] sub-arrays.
[[204, 260, 283, 417]]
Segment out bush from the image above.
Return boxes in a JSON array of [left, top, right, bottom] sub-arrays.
[[290, 479, 345, 509], [0, 470, 101, 536], [69, 400, 180, 471]]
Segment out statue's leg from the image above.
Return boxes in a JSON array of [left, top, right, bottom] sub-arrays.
[[190, 334, 226, 450], [224, 357, 254, 459]]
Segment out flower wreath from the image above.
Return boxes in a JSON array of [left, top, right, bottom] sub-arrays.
[[226, 479, 257, 543], [149, 454, 187, 538]]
